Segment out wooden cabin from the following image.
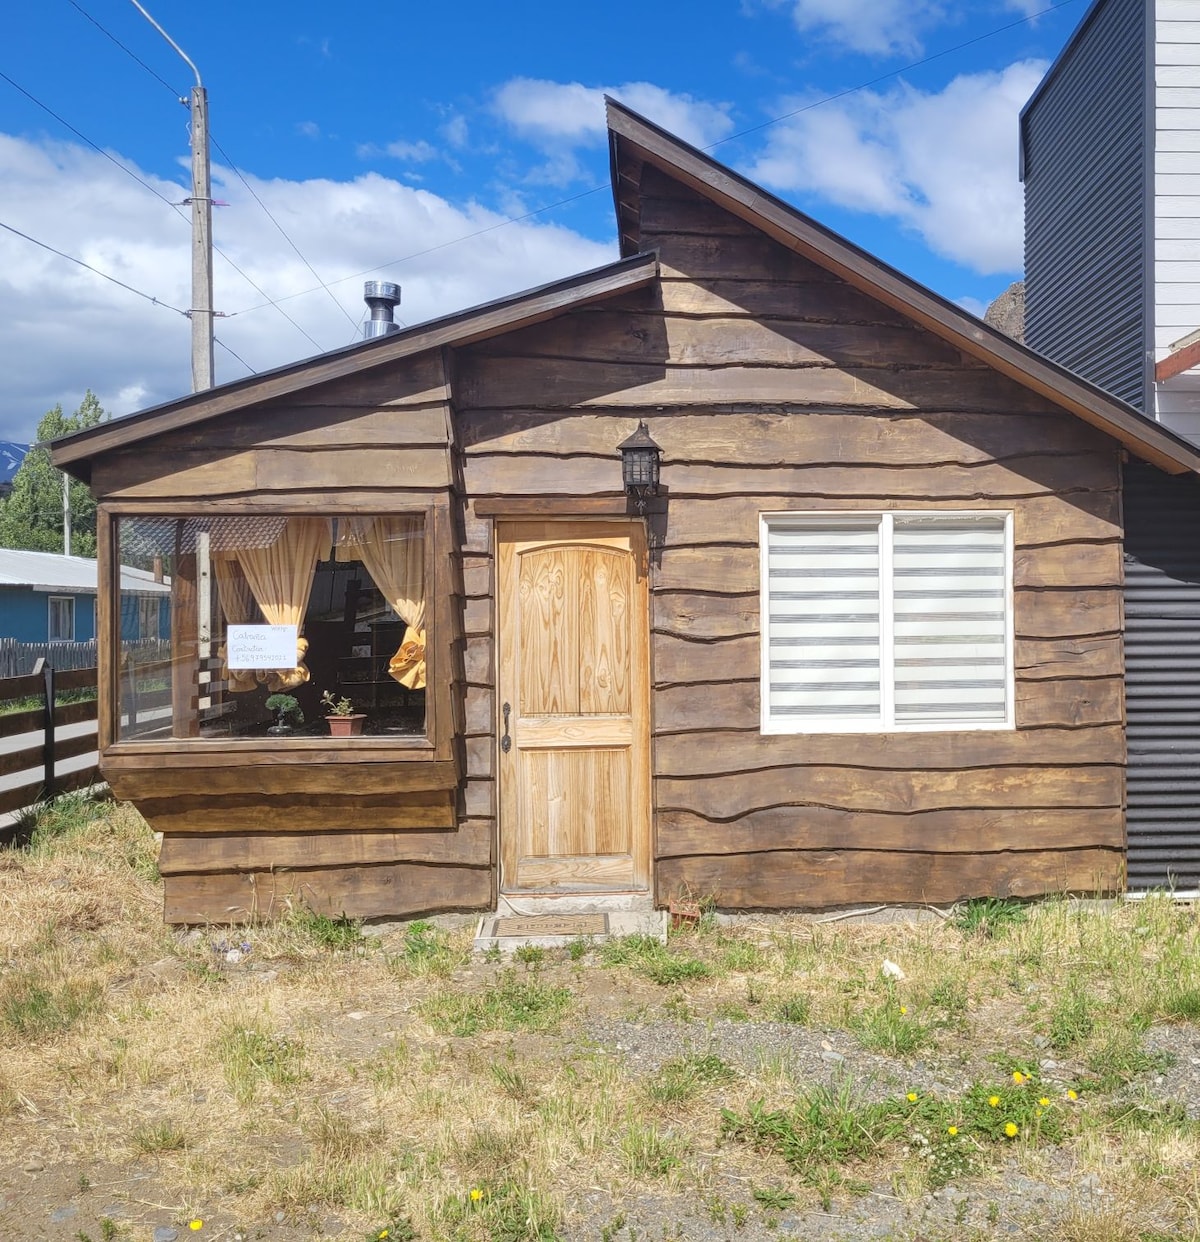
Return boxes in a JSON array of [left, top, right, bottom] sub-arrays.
[[50, 101, 1200, 923]]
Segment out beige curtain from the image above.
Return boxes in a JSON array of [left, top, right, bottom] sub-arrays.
[[235, 518, 331, 691], [338, 516, 427, 689], [213, 553, 260, 692]]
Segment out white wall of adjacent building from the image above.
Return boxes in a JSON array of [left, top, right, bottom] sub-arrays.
[[1154, 0, 1200, 437]]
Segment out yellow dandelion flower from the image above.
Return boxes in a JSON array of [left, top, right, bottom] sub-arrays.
[[947, 1125, 958, 1136], [1012, 1071, 1024, 1084], [1067, 1089, 1078, 1101], [1038, 1097, 1050, 1107], [988, 1095, 1000, 1107], [379, 1233, 389, 1240], [907, 1092, 918, 1102], [189, 1225, 203, 1234], [470, 1188, 483, 1203], [1004, 1122, 1019, 1138], [899, 1005, 908, 1015]]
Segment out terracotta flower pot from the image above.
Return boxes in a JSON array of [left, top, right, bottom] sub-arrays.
[[326, 714, 366, 737]]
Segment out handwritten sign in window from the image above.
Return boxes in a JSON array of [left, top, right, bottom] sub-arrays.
[[227, 624, 298, 669]]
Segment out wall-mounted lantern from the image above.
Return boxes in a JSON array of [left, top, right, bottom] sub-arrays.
[[618, 421, 662, 513]]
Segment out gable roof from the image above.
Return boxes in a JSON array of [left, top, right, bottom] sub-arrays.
[[50, 252, 658, 480], [51, 99, 1200, 480], [605, 97, 1200, 477]]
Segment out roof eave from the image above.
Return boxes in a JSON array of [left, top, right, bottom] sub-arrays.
[[51, 251, 660, 480], [605, 98, 1200, 477]]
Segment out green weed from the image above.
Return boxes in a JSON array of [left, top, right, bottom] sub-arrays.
[[775, 995, 811, 1025], [951, 897, 1027, 939], [422, 969, 572, 1036], [291, 909, 364, 951], [436, 1178, 560, 1241], [0, 969, 103, 1037], [646, 1052, 738, 1103], [620, 1120, 686, 1179], [219, 1024, 307, 1102]]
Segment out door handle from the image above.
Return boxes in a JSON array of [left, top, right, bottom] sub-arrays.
[[500, 701, 512, 754]]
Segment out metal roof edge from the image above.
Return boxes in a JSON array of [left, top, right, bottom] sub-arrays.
[[50, 251, 659, 475], [605, 96, 1200, 477]]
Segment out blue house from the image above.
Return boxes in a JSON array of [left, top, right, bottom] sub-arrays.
[[0, 443, 27, 498], [0, 548, 168, 643]]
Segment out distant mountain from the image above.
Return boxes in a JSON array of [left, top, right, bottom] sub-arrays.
[[0, 442, 28, 493]]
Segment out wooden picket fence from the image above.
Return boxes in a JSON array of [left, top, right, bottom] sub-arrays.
[[0, 637, 103, 679]]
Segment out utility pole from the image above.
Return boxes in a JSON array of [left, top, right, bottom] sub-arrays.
[[130, 2, 213, 392]]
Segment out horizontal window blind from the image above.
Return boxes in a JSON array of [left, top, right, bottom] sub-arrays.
[[892, 517, 1008, 724], [762, 513, 1011, 732], [767, 519, 880, 719]]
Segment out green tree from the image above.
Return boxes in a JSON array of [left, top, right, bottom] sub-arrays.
[[0, 392, 105, 556]]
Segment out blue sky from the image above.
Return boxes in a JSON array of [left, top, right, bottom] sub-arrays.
[[0, 0, 1090, 444]]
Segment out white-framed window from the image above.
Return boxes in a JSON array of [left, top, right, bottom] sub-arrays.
[[137, 595, 159, 639], [760, 511, 1013, 734], [48, 595, 75, 642]]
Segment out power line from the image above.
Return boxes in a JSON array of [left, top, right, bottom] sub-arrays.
[[1, 64, 327, 354], [63, 0, 180, 97], [0, 219, 187, 314], [210, 134, 363, 334], [214, 336, 255, 374]]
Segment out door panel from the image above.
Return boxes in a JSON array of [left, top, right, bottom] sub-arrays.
[[498, 520, 651, 892]]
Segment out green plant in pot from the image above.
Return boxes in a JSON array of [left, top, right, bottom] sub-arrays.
[[320, 689, 367, 737], [265, 693, 303, 736]]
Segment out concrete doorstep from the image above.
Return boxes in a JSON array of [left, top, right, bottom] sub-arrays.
[[473, 895, 666, 953]]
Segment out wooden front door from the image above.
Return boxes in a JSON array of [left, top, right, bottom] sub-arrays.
[[497, 520, 651, 893]]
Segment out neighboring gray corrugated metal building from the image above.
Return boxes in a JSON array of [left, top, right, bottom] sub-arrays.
[[1020, 0, 1149, 411]]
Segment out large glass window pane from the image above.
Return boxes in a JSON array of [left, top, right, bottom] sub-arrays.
[[115, 515, 427, 741]]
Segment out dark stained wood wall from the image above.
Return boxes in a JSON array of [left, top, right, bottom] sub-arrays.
[[91, 353, 492, 923], [454, 164, 1125, 909]]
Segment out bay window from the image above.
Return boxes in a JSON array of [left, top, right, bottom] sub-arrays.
[[760, 511, 1013, 733], [114, 513, 428, 742]]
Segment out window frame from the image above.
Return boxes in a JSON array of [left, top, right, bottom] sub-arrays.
[[48, 595, 75, 642], [100, 500, 449, 764], [759, 509, 1015, 735]]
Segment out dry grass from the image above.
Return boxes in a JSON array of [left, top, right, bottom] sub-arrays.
[[2, 797, 1200, 1241]]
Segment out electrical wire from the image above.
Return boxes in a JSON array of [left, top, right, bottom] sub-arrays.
[[214, 336, 255, 374], [0, 219, 187, 314], [0, 64, 327, 353], [63, 0, 180, 97], [61, 0, 355, 339], [210, 134, 364, 334]]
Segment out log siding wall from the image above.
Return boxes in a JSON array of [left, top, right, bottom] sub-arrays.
[[455, 166, 1125, 909], [91, 357, 492, 923]]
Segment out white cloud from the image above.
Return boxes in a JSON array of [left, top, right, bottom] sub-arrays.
[[0, 132, 614, 443], [748, 60, 1046, 274], [767, 0, 948, 57], [381, 139, 438, 162], [295, 121, 321, 140], [441, 115, 469, 149], [493, 78, 735, 180]]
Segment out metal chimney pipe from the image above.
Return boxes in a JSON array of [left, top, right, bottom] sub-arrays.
[[363, 281, 402, 339]]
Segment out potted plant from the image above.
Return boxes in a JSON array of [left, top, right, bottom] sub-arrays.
[[320, 689, 367, 737], [265, 693, 303, 736]]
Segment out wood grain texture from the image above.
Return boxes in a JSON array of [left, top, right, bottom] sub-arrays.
[[158, 820, 489, 874], [655, 848, 1123, 909], [657, 805, 1125, 857], [93, 446, 450, 499], [455, 356, 1065, 416], [462, 408, 1108, 463], [497, 520, 651, 892], [105, 759, 457, 800], [654, 764, 1121, 819], [464, 454, 1117, 501], [138, 790, 454, 834], [652, 725, 1124, 778], [162, 862, 491, 924]]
